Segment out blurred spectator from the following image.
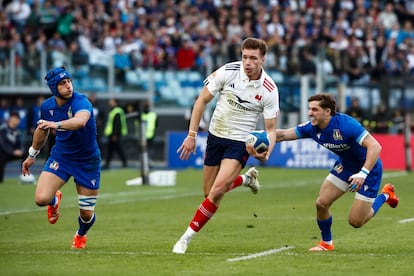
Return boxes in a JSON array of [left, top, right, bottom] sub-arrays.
[[345, 97, 368, 127], [68, 40, 89, 77], [0, 111, 24, 183], [36, 0, 60, 39], [103, 98, 128, 169], [21, 34, 41, 83], [5, 0, 31, 34], [0, 98, 10, 123], [370, 103, 392, 133], [378, 3, 399, 30], [113, 43, 131, 85], [176, 36, 196, 70], [390, 108, 405, 134], [11, 96, 28, 133]]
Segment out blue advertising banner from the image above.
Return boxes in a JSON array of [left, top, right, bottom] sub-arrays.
[[167, 131, 337, 169]]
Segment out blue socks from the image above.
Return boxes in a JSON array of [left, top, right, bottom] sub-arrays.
[[372, 194, 387, 216], [317, 216, 333, 242], [77, 213, 96, 236]]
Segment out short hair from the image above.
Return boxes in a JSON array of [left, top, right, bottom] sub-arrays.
[[241, 37, 268, 57], [308, 93, 337, 115], [9, 111, 20, 119]]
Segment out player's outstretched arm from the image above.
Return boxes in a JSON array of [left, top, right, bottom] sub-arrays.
[[276, 128, 298, 142]]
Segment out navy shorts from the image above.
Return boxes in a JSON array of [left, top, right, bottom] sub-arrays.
[[43, 155, 101, 190], [329, 160, 382, 198], [204, 133, 249, 168]]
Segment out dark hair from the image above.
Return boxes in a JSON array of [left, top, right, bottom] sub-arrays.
[[241, 37, 267, 57], [308, 93, 337, 115], [9, 111, 20, 119]]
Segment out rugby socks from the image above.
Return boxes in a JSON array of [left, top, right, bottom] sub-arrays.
[[189, 198, 218, 232], [77, 213, 96, 236], [48, 195, 57, 207], [372, 193, 388, 216], [317, 216, 333, 243], [227, 175, 243, 191]]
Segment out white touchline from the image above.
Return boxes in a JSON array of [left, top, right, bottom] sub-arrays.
[[399, 218, 414, 223], [227, 246, 295, 262]]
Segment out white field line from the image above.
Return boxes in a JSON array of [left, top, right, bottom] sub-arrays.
[[227, 246, 295, 262], [0, 170, 408, 216], [399, 217, 414, 223]]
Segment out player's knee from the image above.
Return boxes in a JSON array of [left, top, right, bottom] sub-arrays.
[[348, 217, 363, 228], [315, 198, 329, 211], [79, 209, 94, 221], [34, 194, 51, 206]]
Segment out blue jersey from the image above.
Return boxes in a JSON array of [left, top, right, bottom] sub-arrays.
[[41, 92, 100, 161], [295, 113, 379, 172]]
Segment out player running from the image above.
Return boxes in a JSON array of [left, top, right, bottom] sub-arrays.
[[22, 67, 101, 249], [276, 93, 399, 251], [173, 37, 280, 254]]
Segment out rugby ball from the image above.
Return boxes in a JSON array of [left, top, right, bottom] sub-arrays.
[[19, 173, 36, 185], [245, 130, 270, 153]]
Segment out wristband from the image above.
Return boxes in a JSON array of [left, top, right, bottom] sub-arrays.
[[188, 130, 197, 138], [56, 121, 61, 129], [28, 146, 40, 159], [361, 167, 370, 176]]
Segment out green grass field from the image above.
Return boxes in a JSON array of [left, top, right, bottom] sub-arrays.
[[0, 167, 413, 275]]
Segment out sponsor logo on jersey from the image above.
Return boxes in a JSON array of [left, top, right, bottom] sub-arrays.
[[235, 95, 250, 104], [49, 110, 54, 116], [333, 129, 343, 140]]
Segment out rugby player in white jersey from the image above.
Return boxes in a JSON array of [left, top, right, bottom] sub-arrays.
[[173, 37, 280, 254]]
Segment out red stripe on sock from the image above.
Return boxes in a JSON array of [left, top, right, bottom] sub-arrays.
[[189, 198, 218, 232]]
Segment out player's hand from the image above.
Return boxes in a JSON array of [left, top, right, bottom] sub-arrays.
[[37, 119, 58, 130], [176, 136, 196, 160], [22, 157, 35, 176], [348, 171, 366, 192], [246, 144, 269, 162]]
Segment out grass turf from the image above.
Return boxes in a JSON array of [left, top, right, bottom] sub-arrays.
[[0, 167, 413, 275]]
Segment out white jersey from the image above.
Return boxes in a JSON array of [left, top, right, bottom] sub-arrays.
[[205, 61, 280, 142]]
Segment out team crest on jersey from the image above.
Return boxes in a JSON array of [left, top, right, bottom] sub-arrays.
[[333, 163, 343, 174], [333, 129, 343, 140], [255, 95, 262, 101], [67, 107, 73, 118], [49, 160, 59, 171]]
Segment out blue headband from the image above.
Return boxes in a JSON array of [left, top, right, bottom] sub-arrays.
[[45, 67, 71, 97]]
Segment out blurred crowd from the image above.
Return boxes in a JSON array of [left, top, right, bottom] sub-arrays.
[[1, 0, 414, 83]]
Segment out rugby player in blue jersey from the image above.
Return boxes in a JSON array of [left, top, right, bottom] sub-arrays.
[[276, 93, 399, 251], [22, 67, 101, 249]]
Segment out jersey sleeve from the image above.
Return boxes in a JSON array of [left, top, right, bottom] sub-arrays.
[[262, 79, 280, 120], [294, 121, 313, 139], [204, 65, 227, 96], [72, 93, 92, 115], [345, 115, 369, 145]]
